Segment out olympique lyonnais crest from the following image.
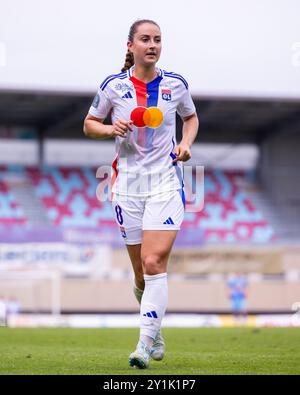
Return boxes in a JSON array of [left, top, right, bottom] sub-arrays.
[[162, 89, 171, 101]]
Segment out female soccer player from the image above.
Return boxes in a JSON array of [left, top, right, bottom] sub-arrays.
[[83, 19, 199, 369]]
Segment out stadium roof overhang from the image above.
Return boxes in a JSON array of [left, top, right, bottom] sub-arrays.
[[0, 90, 300, 144]]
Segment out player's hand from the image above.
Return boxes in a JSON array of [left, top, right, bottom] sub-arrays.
[[172, 143, 191, 163], [110, 119, 133, 138]]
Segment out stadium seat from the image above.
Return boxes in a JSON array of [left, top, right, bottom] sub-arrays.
[[181, 170, 274, 243], [0, 177, 27, 225], [0, 166, 275, 243]]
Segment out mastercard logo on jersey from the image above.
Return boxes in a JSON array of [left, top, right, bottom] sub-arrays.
[[130, 106, 164, 129]]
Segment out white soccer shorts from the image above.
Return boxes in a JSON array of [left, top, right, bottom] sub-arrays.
[[111, 189, 185, 245]]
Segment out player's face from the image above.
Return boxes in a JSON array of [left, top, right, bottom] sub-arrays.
[[128, 23, 162, 67]]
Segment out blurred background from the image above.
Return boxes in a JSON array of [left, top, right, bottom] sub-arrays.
[[0, 0, 300, 328]]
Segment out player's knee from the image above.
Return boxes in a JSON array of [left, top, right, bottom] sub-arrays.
[[142, 254, 163, 275]]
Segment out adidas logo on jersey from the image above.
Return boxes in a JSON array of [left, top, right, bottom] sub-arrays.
[[163, 217, 174, 225], [143, 311, 158, 318], [122, 91, 133, 99]]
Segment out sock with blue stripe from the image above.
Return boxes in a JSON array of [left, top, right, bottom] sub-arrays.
[[139, 272, 168, 348]]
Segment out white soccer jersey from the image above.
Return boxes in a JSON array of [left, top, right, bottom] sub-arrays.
[[88, 65, 196, 197]]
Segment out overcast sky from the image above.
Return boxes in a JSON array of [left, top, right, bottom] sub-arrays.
[[0, 0, 300, 99]]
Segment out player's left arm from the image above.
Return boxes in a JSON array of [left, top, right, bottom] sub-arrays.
[[173, 112, 199, 163]]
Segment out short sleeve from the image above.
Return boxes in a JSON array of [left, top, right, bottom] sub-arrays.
[[176, 86, 196, 118], [88, 86, 112, 119]]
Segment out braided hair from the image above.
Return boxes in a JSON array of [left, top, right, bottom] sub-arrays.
[[121, 19, 160, 72]]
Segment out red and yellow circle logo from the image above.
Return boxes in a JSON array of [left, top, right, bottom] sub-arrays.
[[130, 106, 164, 128]]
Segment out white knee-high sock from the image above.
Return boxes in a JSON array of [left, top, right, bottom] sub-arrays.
[[140, 273, 168, 342]]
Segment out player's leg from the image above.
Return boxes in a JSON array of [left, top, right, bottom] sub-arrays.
[[141, 229, 177, 274], [111, 199, 148, 307], [126, 244, 144, 292], [129, 190, 184, 368], [139, 230, 177, 342], [112, 195, 164, 368], [112, 197, 150, 368], [126, 242, 150, 369], [129, 230, 177, 368], [126, 242, 166, 362], [111, 197, 146, 342]]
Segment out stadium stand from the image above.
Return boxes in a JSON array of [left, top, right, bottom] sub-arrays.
[[0, 171, 27, 225], [0, 165, 274, 243], [184, 169, 274, 243]]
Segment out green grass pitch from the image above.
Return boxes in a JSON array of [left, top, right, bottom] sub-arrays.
[[0, 327, 299, 375]]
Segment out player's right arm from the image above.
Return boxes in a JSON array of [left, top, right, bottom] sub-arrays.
[[83, 114, 133, 140]]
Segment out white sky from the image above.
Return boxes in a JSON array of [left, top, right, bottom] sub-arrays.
[[0, 0, 300, 99]]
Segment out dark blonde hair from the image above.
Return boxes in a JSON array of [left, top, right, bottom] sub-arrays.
[[121, 19, 160, 72]]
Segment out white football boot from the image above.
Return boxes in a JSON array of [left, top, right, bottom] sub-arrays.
[[150, 329, 165, 361], [129, 340, 151, 369]]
